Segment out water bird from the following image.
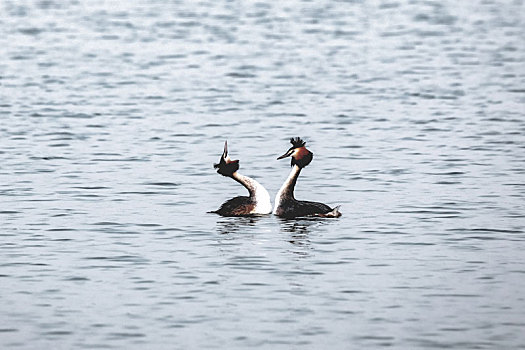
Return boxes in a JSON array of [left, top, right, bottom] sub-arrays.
[[273, 137, 341, 218], [211, 141, 272, 216]]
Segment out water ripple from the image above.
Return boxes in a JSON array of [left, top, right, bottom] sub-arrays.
[[1, 0, 524, 349]]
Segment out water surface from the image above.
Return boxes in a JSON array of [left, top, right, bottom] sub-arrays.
[[1, 0, 525, 349]]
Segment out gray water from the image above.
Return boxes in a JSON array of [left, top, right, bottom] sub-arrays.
[[1, 0, 525, 349]]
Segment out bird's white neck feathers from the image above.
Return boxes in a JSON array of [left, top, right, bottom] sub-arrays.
[[273, 165, 301, 214], [232, 172, 272, 214]]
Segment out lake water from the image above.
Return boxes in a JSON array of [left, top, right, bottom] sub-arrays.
[[1, 0, 524, 348]]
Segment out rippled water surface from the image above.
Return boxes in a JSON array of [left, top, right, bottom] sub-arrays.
[[1, 0, 525, 349]]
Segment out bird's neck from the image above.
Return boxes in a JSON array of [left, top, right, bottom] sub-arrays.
[[276, 165, 302, 200], [232, 172, 269, 200]]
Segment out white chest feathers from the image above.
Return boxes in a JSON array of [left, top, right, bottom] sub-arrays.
[[251, 181, 272, 214], [233, 172, 272, 215]]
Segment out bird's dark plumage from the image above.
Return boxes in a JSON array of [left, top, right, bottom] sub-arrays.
[[273, 199, 333, 218], [211, 196, 256, 217]]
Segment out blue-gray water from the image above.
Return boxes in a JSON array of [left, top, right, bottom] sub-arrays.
[[1, 0, 525, 349]]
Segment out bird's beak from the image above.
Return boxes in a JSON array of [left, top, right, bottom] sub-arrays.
[[214, 141, 229, 169], [277, 148, 294, 160], [222, 141, 228, 161]]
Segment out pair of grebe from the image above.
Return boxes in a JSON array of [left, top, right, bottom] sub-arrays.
[[211, 137, 341, 218]]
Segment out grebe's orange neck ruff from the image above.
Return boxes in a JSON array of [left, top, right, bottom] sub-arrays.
[[294, 146, 309, 159], [291, 147, 313, 168]]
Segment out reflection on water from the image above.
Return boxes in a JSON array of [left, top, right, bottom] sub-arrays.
[[279, 218, 338, 256], [1, 0, 525, 349], [215, 216, 263, 235], [279, 218, 313, 234], [279, 218, 314, 257]]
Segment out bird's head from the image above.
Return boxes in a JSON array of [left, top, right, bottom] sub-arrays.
[[214, 141, 240, 177], [277, 137, 313, 168]]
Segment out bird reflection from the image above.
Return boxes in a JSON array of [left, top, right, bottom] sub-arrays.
[[215, 216, 262, 235], [278, 217, 340, 257], [278, 218, 317, 256], [279, 217, 321, 234]]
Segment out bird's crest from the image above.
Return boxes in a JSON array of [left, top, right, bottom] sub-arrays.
[[290, 137, 306, 148]]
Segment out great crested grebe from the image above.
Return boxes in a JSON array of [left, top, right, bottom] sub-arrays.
[[211, 141, 272, 216], [273, 137, 341, 218]]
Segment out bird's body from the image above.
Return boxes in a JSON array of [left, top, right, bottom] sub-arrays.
[[274, 197, 334, 218], [273, 137, 341, 218]]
